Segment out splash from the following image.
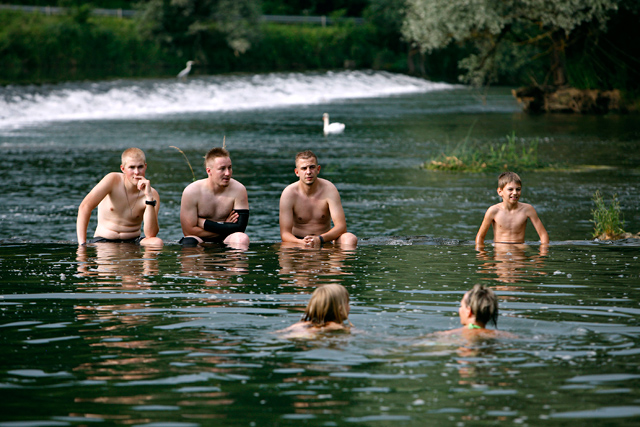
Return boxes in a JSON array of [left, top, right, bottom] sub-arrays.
[[0, 71, 457, 128]]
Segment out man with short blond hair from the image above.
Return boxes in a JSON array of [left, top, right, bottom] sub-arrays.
[[77, 148, 162, 246], [279, 150, 357, 248], [179, 147, 250, 249]]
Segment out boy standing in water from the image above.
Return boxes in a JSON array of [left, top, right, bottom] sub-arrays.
[[475, 171, 549, 248], [77, 148, 162, 246]]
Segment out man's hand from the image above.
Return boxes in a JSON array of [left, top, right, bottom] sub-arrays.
[[303, 235, 322, 248], [225, 210, 239, 223], [137, 177, 152, 197]]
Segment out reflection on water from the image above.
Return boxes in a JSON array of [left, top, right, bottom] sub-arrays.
[[475, 243, 548, 286], [177, 245, 249, 287], [1, 242, 640, 425], [1, 73, 640, 425], [277, 244, 355, 288], [76, 243, 161, 288]]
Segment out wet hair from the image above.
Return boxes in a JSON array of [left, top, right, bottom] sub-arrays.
[[121, 148, 146, 165], [204, 147, 230, 167], [295, 150, 318, 166], [302, 284, 350, 326], [464, 284, 499, 327], [498, 171, 522, 189]]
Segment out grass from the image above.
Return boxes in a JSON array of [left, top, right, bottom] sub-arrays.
[[424, 131, 543, 173], [590, 190, 625, 239]]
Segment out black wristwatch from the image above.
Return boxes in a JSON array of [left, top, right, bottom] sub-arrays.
[[145, 200, 157, 207]]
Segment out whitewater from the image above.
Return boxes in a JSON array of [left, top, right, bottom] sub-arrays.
[[0, 70, 458, 129]]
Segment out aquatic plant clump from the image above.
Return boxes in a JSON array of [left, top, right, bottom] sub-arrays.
[[591, 190, 626, 239], [424, 132, 543, 173]]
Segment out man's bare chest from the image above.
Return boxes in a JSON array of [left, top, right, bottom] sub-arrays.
[[197, 193, 235, 220], [293, 198, 329, 224]]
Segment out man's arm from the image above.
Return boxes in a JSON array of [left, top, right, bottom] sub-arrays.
[[475, 207, 496, 249], [279, 186, 303, 243], [197, 184, 250, 236], [142, 187, 161, 238], [527, 206, 549, 245], [180, 185, 212, 238], [321, 186, 348, 244], [76, 173, 117, 245]]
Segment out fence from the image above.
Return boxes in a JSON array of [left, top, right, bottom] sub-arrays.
[[0, 4, 364, 25]]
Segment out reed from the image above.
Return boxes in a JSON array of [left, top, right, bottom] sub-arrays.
[[424, 132, 543, 172], [170, 146, 196, 182], [590, 190, 625, 239]]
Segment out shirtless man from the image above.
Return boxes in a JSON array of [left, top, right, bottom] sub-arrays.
[[179, 147, 249, 249], [475, 171, 549, 249], [279, 150, 357, 248], [77, 148, 162, 246]]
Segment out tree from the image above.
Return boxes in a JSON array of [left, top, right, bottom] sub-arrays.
[[137, 0, 261, 64], [401, 0, 619, 87]]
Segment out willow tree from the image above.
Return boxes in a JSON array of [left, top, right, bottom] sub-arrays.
[[401, 0, 619, 87], [137, 0, 261, 64]]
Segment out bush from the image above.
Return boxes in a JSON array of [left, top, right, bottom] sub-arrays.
[[590, 190, 625, 239], [424, 131, 543, 173]]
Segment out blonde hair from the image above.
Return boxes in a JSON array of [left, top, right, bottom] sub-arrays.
[[121, 148, 146, 165], [464, 284, 499, 327], [303, 284, 350, 326], [204, 147, 230, 167], [498, 171, 522, 189], [295, 150, 318, 166]]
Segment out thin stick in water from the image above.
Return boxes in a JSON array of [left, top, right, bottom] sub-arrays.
[[170, 146, 196, 182]]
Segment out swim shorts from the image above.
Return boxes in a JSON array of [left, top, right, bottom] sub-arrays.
[[88, 236, 144, 244], [179, 236, 225, 247]]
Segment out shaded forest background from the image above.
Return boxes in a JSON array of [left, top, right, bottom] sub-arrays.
[[1, 0, 639, 101]]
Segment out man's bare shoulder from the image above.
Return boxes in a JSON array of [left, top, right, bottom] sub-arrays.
[[281, 181, 301, 198], [317, 177, 340, 195], [103, 172, 122, 182], [182, 178, 207, 195], [97, 172, 123, 190], [228, 178, 247, 193]]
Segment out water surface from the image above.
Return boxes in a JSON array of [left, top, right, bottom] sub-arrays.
[[1, 70, 640, 426]]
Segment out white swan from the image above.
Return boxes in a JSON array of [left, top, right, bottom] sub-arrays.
[[177, 61, 194, 79], [323, 113, 345, 135]]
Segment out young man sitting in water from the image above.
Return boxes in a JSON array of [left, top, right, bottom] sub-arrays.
[[179, 147, 250, 249], [77, 148, 162, 246], [475, 171, 549, 249], [279, 150, 357, 249]]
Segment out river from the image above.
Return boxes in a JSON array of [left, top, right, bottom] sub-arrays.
[[1, 70, 639, 426]]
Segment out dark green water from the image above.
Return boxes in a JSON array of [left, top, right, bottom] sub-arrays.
[[1, 72, 640, 425]]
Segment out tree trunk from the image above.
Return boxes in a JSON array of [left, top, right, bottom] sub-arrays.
[[550, 31, 567, 86]]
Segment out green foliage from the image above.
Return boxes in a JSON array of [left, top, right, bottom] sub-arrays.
[[0, 10, 170, 84], [424, 132, 543, 173], [590, 191, 625, 238], [136, 0, 262, 65], [0, 9, 412, 83], [402, 0, 620, 88]]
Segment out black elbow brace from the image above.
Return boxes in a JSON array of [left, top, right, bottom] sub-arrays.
[[203, 209, 249, 238]]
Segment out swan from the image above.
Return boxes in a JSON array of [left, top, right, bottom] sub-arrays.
[[177, 61, 194, 79], [323, 113, 345, 135]]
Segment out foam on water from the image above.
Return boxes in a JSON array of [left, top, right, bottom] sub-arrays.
[[0, 70, 458, 129]]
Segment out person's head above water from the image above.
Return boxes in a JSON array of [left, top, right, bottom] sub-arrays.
[[295, 150, 318, 167], [497, 171, 522, 189], [302, 284, 350, 327], [459, 284, 499, 328], [204, 147, 230, 166]]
